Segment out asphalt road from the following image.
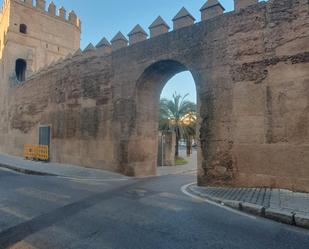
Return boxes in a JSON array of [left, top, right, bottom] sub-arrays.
[[0, 168, 309, 249]]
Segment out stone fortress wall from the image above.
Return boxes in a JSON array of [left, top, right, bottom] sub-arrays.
[[0, 0, 309, 191], [0, 0, 81, 80], [0, 0, 81, 158]]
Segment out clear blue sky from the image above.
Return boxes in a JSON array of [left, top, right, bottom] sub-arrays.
[[3, 0, 262, 103], [45, 0, 235, 48]]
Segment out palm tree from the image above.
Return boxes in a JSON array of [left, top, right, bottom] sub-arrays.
[[182, 112, 196, 156], [159, 92, 197, 157]]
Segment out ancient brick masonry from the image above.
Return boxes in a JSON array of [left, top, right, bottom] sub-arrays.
[[0, 0, 309, 192], [0, 0, 81, 156]]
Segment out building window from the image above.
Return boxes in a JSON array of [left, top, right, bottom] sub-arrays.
[[19, 24, 27, 34], [15, 59, 27, 82]]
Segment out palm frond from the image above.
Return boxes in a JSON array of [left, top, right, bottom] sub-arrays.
[[159, 92, 197, 139]]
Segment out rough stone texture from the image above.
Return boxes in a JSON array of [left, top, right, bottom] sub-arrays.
[[201, 1, 225, 21], [172, 7, 195, 30], [265, 208, 294, 225], [295, 213, 309, 229], [157, 131, 176, 166], [0, 0, 309, 191], [128, 25, 148, 45], [111, 32, 128, 51], [234, 0, 258, 11], [241, 202, 265, 216], [0, 0, 81, 170], [149, 16, 170, 38], [222, 200, 241, 209]]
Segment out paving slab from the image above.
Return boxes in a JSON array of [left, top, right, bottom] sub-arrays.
[[188, 184, 309, 229], [0, 153, 128, 180], [157, 150, 197, 176]]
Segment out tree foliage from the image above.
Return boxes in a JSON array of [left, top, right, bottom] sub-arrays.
[[159, 92, 196, 156]]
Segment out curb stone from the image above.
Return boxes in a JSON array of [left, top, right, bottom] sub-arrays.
[[265, 208, 294, 225], [241, 202, 265, 216], [222, 200, 241, 209], [295, 213, 309, 229], [0, 163, 56, 176], [187, 184, 309, 229]]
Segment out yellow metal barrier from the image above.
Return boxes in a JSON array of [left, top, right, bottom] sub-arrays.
[[24, 144, 49, 161]]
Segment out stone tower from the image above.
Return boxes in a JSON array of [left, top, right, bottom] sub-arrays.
[[0, 0, 81, 87], [0, 0, 81, 151]]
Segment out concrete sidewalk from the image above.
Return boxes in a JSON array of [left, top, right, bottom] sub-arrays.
[[0, 149, 196, 180], [0, 153, 128, 180], [188, 184, 309, 229], [157, 149, 197, 176]]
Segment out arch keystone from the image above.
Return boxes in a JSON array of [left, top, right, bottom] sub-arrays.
[[172, 7, 195, 30], [200, 0, 225, 21], [128, 25, 148, 45], [149, 16, 170, 38], [111, 32, 128, 51]]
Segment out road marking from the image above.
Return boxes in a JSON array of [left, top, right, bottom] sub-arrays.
[[9, 241, 38, 249], [158, 192, 201, 203], [16, 187, 71, 203], [0, 167, 20, 174], [181, 183, 257, 220], [57, 176, 128, 182], [0, 205, 31, 220], [67, 179, 109, 186], [140, 198, 184, 212], [157, 169, 197, 177]]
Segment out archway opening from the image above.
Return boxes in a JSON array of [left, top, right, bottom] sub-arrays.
[[158, 71, 197, 175], [131, 60, 199, 177], [15, 59, 27, 82]]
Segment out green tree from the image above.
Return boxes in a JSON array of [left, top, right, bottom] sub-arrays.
[[159, 92, 196, 157]]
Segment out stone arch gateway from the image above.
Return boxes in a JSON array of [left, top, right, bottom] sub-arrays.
[[1, 0, 309, 191], [127, 60, 200, 176]]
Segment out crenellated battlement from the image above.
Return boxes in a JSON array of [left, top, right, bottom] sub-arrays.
[[91, 0, 259, 53], [14, 0, 81, 29], [17, 0, 262, 80], [25, 0, 263, 80], [0, 0, 81, 86]]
